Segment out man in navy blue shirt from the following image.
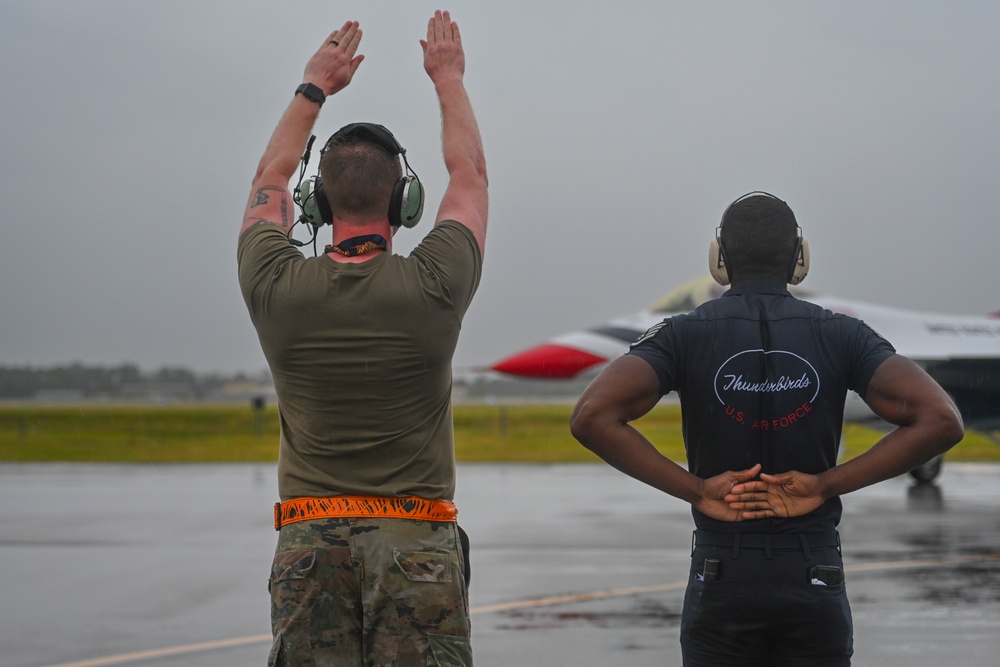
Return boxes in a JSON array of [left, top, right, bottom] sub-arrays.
[[570, 192, 964, 666]]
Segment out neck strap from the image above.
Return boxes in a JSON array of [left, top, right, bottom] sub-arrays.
[[325, 234, 388, 257]]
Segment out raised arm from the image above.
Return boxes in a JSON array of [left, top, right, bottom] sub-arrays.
[[240, 21, 364, 239], [421, 10, 489, 257]]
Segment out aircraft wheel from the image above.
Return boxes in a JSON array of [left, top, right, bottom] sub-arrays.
[[909, 454, 943, 484]]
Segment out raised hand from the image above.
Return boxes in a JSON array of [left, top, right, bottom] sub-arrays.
[[303, 20, 365, 96], [421, 10, 465, 86]]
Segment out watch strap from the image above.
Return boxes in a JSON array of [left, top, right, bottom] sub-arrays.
[[295, 82, 326, 107]]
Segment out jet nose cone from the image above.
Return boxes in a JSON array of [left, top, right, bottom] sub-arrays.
[[491, 344, 607, 379]]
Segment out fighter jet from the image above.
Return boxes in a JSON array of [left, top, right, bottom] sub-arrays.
[[491, 277, 1000, 482]]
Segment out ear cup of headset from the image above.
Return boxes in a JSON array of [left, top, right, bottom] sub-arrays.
[[788, 237, 810, 285], [303, 177, 334, 227], [389, 176, 424, 228], [711, 235, 809, 286], [708, 237, 730, 286], [298, 178, 328, 229]]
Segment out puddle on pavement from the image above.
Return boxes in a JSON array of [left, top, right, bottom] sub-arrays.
[[498, 599, 681, 631], [891, 562, 1000, 606]]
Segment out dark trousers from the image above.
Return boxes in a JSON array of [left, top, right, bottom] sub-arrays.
[[681, 531, 853, 667]]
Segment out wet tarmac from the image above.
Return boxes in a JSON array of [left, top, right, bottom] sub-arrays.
[[1, 462, 998, 667]]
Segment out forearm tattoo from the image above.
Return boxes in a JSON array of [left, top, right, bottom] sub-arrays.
[[250, 189, 272, 208], [245, 186, 291, 229]]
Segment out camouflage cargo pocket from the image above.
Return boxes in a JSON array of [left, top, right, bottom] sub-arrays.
[[393, 549, 452, 583], [428, 633, 473, 667], [271, 549, 317, 582], [269, 549, 318, 633], [271, 545, 366, 665]]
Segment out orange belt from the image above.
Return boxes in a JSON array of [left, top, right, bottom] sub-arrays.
[[274, 495, 458, 530]]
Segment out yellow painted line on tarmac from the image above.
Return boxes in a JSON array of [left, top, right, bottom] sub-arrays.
[[471, 581, 690, 615], [44, 552, 1000, 667], [43, 636, 273, 667], [845, 552, 1000, 573]]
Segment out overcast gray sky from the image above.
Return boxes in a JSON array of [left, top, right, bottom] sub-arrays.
[[2, 1, 998, 375]]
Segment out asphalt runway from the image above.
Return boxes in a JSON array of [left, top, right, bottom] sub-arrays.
[[2, 462, 999, 667]]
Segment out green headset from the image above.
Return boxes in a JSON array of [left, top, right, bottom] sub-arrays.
[[297, 123, 424, 230]]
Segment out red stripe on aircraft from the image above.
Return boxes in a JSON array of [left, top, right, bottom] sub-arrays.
[[491, 344, 607, 379]]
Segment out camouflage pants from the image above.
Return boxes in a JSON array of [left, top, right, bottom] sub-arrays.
[[268, 517, 472, 667]]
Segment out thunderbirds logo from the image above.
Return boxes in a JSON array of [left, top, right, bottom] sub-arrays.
[[714, 349, 820, 431]]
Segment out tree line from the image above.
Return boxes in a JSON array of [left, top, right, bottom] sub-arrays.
[[0, 363, 269, 400]]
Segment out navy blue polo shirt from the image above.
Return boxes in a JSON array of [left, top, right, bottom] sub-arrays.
[[628, 278, 895, 533]]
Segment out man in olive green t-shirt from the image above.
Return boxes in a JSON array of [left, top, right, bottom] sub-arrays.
[[237, 13, 487, 666]]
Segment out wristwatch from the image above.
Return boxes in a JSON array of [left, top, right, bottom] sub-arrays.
[[295, 83, 326, 107]]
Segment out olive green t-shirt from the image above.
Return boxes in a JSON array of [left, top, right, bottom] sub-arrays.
[[237, 221, 482, 501]]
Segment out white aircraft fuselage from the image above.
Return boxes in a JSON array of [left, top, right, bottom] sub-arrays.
[[491, 278, 1000, 432]]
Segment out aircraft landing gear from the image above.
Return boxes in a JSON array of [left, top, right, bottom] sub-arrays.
[[909, 454, 944, 484]]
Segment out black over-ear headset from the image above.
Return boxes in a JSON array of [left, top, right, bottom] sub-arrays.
[[294, 122, 424, 232], [708, 191, 810, 286]]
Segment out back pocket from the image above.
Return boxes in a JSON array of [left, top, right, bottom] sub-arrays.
[[393, 549, 452, 583], [270, 549, 317, 583]]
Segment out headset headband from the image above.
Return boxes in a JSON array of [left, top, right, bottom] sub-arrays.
[[720, 191, 787, 228], [322, 122, 420, 185], [324, 122, 405, 157]]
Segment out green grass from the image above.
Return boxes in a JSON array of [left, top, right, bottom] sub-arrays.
[[452, 404, 685, 462], [0, 404, 997, 464], [0, 405, 279, 462]]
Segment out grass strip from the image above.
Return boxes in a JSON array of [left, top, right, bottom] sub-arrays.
[[1, 404, 996, 464]]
